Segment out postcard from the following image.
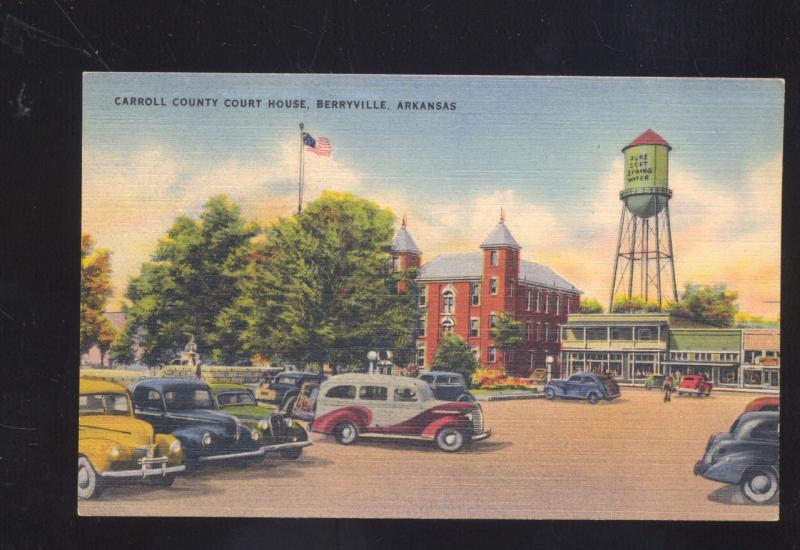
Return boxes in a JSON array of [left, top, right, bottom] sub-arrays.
[[80, 73, 782, 519]]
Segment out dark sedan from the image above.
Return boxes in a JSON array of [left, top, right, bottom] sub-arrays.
[[255, 371, 327, 410], [132, 378, 265, 467], [694, 411, 779, 503], [418, 371, 475, 401], [544, 373, 621, 404]]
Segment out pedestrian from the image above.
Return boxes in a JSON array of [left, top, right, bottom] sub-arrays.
[[663, 375, 673, 403], [196, 361, 203, 380]]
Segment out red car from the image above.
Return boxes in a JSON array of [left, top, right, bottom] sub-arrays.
[[676, 374, 712, 397], [744, 396, 779, 412]]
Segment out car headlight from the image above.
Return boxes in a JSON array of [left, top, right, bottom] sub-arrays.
[[202, 433, 212, 447], [110, 446, 120, 458], [284, 417, 294, 428], [251, 429, 260, 441], [258, 419, 270, 431], [169, 440, 182, 454]]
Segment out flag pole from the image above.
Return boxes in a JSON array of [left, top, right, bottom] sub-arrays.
[[298, 122, 305, 213]]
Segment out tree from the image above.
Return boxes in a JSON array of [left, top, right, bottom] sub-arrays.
[[97, 319, 117, 368], [110, 328, 136, 366], [234, 191, 419, 370], [579, 297, 604, 313], [124, 195, 258, 365], [432, 334, 480, 383], [80, 233, 114, 357], [668, 283, 738, 327], [490, 313, 523, 351], [611, 295, 661, 313]]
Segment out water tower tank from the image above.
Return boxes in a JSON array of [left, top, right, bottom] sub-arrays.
[[620, 129, 672, 217]]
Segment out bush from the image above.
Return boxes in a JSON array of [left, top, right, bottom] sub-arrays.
[[472, 368, 534, 390]]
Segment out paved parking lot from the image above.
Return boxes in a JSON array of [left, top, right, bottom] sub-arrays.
[[79, 387, 778, 520]]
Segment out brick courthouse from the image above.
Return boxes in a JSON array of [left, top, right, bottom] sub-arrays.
[[392, 214, 581, 377]]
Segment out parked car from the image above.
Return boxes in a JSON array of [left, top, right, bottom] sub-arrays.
[[291, 379, 323, 422], [677, 374, 713, 396], [255, 371, 327, 411], [530, 368, 549, 384], [744, 396, 780, 412], [209, 383, 311, 459], [132, 378, 266, 467], [543, 373, 621, 404], [79, 378, 185, 499], [418, 371, 475, 401], [694, 411, 779, 503], [310, 373, 491, 452], [644, 373, 675, 391]]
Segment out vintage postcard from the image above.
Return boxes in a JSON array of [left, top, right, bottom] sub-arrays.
[[80, 73, 782, 519]]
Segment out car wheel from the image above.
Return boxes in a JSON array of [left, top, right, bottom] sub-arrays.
[[741, 468, 778, 503], [544, 387, 555, 400], [587, 392, 600, 405], [435, 428, 465, 452], [334, 421, 358, 445], [280, 448, 303, 460], [78, 456, 102, 499]]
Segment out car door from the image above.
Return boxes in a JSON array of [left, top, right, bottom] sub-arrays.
[[564, 375, 583, 397], [580, 376, 596, 398], [382, 383, 426, 433], [357, 384, 390, 430], [133, 387, 168, 432]]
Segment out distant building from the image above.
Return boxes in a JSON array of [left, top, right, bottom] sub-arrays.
[[81, 312, 143, 367], [392, 213, 581, 377], [560, 313, 779, 391]]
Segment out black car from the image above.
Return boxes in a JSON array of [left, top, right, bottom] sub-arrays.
[[132, 378, 265, 467], [255, 371, 327, 410], [418, 371, 475, 401], [694, 411, 779, 503]]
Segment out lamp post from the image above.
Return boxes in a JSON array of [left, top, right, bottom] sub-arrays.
[[367, 350, 378, 375], [546, 355, 554, 383]]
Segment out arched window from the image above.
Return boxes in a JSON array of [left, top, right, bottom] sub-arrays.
[[442, 290, 455, 314], [441, 319, 454, 336]]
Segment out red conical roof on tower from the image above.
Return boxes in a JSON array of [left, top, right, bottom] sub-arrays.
[[622, 129, 671, 151]]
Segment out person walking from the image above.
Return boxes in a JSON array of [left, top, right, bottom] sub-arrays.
[[663, 375, 673, 403]]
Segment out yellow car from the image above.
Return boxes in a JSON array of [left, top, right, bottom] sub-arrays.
[[79, 378, 185, 499]]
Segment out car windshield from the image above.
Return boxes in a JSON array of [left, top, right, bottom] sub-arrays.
[[276, 375, 300, 386], [80, 393, 131, 416], [419, 374, 435, 383], [163, 388, 214, 410], [216, 391, 257, 407]]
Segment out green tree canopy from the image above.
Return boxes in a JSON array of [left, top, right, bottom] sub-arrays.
[[124, 195, 259, 365], [232, 191, 418, 370], [578, 297, 604, 313], [611, 295, 661, 314], [432, 334, 481, 383], [80, 233, 116, 357], [110, 327, 136, 366], [668, 283, 739, 327], [490, 313, 523, 351]]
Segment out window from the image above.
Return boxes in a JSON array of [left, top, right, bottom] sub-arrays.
[[586, 327, 607, 341], [536, 322, 542, 341], [567, 297, 572, 314], [416, 347, 425, 368], [490, 278, 498, 295], [393, 387, 418, 402], [164, 389, 213, 410], [610, 327, 633, 340], [556, 294, 561, 315], [80, 393, 131, 415], [635, 327, 654, 340], [544, 292, 550, 313], [442, 290, 454, 314], [488, 346, 497, 363], [471, 283, 480, 305], [471, 347, 480, 359], [417, 315, 426, 337], [392, 256, 400, 271], [568, 375, 582, 383], [359, 386, 388, 401], [490, 250, 499, 266], [508, 280, 515, 297], [469, 318, 479, 338], [545, 323, 550, 342], [418, 287, 427, 307], [135, 389, 163, 410], [536, 289, 541, 311], [489, 314, 497, 329], [750, 421, 779, 442], [526, 321, 532, 341], [441, 319, 454, 336], [527, 289, 532, 311]]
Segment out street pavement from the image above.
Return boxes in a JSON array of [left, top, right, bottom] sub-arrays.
[[79, 387, 778, 520]]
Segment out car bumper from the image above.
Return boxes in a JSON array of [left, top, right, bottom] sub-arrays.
[[260, 440, 312, 453], [470, 429, 492, 442], [196, 447, 266, 462], [100, 458, 186, 479]]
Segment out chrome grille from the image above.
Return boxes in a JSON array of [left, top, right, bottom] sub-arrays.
[[471, 406, 484, 434], [270, 414, 287, 438]]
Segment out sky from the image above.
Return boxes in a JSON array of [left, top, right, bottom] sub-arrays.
[[83, 74, 783, 317]]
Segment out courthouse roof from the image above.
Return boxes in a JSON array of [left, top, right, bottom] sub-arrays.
[[418, 252, 579, 292], [391, 225, 422, 254], [480, 221, 521, 250]]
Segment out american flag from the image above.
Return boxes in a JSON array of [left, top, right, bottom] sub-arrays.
[[303, 132, 331, 156]]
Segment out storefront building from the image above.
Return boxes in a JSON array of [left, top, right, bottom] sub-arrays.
[[665, 329, 741, 388], [742, 329, 780, 391]]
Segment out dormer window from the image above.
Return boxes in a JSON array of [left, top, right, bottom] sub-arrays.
[[490, 250, 499, 267]]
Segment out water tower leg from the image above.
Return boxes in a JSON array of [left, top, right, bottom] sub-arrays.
[[609, 203, 626, 311], [627, 217, 637, 300], [664, 201, 679, 304]]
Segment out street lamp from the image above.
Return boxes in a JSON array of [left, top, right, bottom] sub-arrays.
[[546, 355, 554, 383], [367, 350, 378, 375]]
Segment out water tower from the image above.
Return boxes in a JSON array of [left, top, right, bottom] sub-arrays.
[[609, 129, 678, 311]]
